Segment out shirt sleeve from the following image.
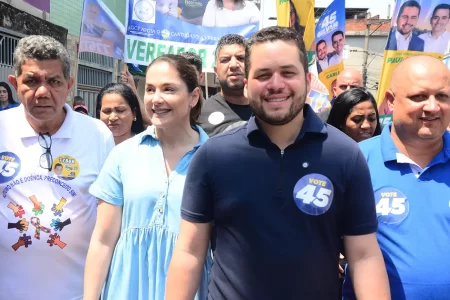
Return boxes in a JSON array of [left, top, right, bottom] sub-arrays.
[[201, 1, 215, 27], [181, 141, 213, 223], [89, 144, 124, 206], [341, 146, 378, 236]]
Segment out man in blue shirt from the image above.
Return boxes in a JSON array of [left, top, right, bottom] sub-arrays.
[[166, 26, 389, 300], [343, 55, 450, 299]]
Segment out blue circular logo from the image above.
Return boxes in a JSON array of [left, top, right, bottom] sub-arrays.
[[374, 187, 409, 224], [293, 173, 334, 215], [0, 152, 21, 184]]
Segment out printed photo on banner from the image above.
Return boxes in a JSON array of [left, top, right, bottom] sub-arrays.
[[79, 0, 125, 59], [376, 0, 449, 118], [315, 0, 345, 99], [386, 0, 450, 53], [126, 0, 262, 71]]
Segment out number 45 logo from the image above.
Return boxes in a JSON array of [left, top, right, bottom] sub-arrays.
[[374, 188, 409, 224], [293, 174, 334, 216], [296, 185, 332, 208]]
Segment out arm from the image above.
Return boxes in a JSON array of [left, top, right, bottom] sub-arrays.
[[344, 233, 390, 300], [166, 220, 211, 299], [83, 200, 122, 300], [120, 71, 152, 127]]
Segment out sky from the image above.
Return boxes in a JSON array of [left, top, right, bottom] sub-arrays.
[[262, 0, 396, 27]]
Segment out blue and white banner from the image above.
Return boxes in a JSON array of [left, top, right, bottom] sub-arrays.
[[125, 0, 262, 71], [79, 0, 125, 59]]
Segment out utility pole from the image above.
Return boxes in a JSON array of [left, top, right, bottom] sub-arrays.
[[362, 16, 391, 88]]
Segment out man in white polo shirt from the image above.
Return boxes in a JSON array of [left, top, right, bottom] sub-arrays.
[[419, 4, 450, 54], [0, 35, 114, 299]]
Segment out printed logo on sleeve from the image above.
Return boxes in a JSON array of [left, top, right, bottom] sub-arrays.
[[0, 152, 21, 184], [293, 173, 334, 215], [375, 187, 409, 224], [52, 155, 80, 181]]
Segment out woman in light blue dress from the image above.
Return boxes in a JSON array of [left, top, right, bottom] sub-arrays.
[[83, 54, 211, 300]]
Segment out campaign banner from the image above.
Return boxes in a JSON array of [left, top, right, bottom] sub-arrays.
[[315, 0, 346, 99], [377, 0, 450, 122], [276, 0, 316, 63], [306, 73, 331, 113], [79, 0, 125, 59], [125, 0, 262, 72]]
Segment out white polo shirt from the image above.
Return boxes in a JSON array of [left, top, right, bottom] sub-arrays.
[[419, 31, 450, 54], [0, 104, 114, 300]]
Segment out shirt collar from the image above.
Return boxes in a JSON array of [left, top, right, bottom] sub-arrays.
[[246, 104, 327, 143], [16, 103, 73, 139], [139, 124, 209, 149], [381, 123, 450, 164], [395, 30, 412, 43]]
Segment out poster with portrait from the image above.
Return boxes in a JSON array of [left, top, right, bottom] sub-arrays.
[[79, 0, 126, 59], [124, 0, 262, 72], [377, 0, 450, 124], [276, 0, 316, 65], [315, 0, 346, 99]]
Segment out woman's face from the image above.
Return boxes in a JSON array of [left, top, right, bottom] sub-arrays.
[[290, 6, 296, 28], [144, 61, 198, 129], [100, 93, 135, 138], [0, 86, 9, 103], [343, 100, 378, 142]]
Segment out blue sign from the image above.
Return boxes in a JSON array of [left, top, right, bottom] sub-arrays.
[[0, 152, 21, 184]]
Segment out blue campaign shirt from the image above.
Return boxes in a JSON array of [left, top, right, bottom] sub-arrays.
[[343, 125, 450, 300], [181, 105, 377, 300], [89, 125, 212, 300], [0, 102, 20, 111]]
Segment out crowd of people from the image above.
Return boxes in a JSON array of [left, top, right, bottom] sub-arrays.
[[1, 24, 450, 300]]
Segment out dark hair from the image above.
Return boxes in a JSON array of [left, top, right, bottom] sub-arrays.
[[327, 88, 382, 137], [95, 83, 145, 135], [331, 30, 344, 41], [147, 54, 202, 126], [74, 106, 88, 114], [180, 51, 203, 73], [398, 1, 421, 20], [215, 34, 246, 61], [216, 0, 244, 10], [432, 4, 450, 17], [0, 82, 16, 105], [316, 39, 326, 52], [289, 0, 303, 33], [73, 95, 83, 101], [54, 163, 63, 169], [245, 26, 308, 78]]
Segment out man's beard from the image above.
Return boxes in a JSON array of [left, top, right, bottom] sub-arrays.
[[250, 88, 307, 126], [219, 79, 244, 97]]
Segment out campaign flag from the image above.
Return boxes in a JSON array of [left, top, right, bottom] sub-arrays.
[[377, 0, 450, 124], [306, 73, 331, 112], [276, 0, 316, 64], [315, 0, 346, 99], [124, 0, 262, 72], [79, 0, 125, 59]]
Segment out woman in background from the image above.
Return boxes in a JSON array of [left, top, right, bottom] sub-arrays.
[[202, 0, 260, 27], [96, 83, 145, 145], [0, 82, 19, 111], [327, 88, 382, 142], [84, 54, 211, 300]]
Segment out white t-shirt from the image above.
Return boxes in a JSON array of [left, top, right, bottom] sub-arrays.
[[202, 1, 260, 27], [328, 53, 342, 67], [0, 104, 114, 300], [419, 31, 450, 54]]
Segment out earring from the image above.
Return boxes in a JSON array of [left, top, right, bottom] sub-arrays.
[[133, 117, 137, 121]]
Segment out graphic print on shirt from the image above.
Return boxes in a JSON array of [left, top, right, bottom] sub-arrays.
[[29, 195, 45, 216], [47, 233, 67, 249], [30, 217, 51, 239], [51, 197, 67, 217], [7, 202, 25, 218], [7, 218, 29, 233], [293, 173, 334, 215], [50, 218, 71, 231], [374, 187, 409, 224], [52, 155, 80, 181], [11, 233, 32, 251], [0, 152, 21, 184]]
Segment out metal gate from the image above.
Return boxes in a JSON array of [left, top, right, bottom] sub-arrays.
[[0, 32, 20, 103]]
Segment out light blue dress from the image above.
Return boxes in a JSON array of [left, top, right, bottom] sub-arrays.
[[89, 125, 212, 300]]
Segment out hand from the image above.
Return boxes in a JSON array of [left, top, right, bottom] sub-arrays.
[[8, 219, 29, 233], [12, 234, 32, 251], [339, 253, 346, 278], [32, 203, 45, 216], [47, 233, 67, 249], [52, 218, 71, 231], [7, 202, 25, 218], [120, 71, 137, 93], [51, 197, 67, 217]]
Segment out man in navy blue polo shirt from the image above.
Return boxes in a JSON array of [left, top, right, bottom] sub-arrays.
[[343, 55, 450, 300], [166, 26, 390, 300]]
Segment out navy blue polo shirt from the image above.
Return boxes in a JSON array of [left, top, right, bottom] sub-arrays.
[[181, 104, 378, 300]]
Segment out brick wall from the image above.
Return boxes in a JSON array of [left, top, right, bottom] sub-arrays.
[[346, 19, 392, 35]]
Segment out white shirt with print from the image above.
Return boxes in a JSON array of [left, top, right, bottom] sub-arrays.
[[0, 104, 114, 300]]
